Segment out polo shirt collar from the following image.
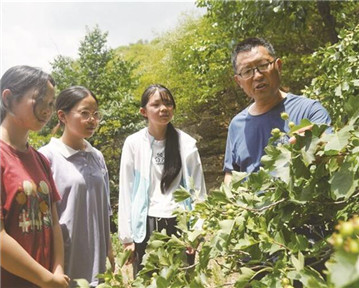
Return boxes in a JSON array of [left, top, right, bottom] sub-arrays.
[[49, 137, 96, 158]]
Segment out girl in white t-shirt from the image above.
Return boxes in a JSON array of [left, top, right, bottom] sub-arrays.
[[118, 84, 206, 277]]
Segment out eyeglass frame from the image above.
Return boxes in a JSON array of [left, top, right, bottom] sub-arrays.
[[71, 110, 103, 121], [236, 58, 278, 80]]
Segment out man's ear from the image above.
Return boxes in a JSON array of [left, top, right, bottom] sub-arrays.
[[276, 58, 283, 74], [139, 107, 147, 118], [234, 75, 243, 89]]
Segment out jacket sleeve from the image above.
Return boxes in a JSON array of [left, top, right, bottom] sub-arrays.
[[185, 145, 207, 202], [118, 138, 135, 244]]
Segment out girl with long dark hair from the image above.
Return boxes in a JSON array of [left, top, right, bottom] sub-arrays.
[[118, 84, 206, 277]]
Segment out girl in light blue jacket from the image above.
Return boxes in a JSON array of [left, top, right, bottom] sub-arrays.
[[118, 84, 206, 277]]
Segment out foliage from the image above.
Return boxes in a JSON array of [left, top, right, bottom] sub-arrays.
[[326, 215, 359, 288], [112, 114, 359, 288], [194, 0, 354, 95], [303, 24, 359, 128]]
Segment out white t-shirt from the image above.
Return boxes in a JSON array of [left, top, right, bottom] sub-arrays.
[[147, 139, 182, 218]]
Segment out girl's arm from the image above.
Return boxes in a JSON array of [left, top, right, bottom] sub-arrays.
[[0, 220, 69, 288], [51, 205, 67, 277]]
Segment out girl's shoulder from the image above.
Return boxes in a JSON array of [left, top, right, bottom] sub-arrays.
[[176, 129, 197, 148], [38, 137, 59, 158], [38, 144, 51, 158], [124, 128, 148, 145]]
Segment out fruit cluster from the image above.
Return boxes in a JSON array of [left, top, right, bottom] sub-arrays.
[[329, 215, 359, 254]]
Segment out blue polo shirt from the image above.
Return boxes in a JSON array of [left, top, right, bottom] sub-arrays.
[[224, 93, 331, 174]]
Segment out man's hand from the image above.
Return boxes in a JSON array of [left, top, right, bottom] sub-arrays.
[[289, 125, 313, 144]]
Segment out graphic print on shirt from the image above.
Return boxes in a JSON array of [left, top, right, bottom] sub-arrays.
[[155, 152, 165, 166], [16, 180, 52, 233]]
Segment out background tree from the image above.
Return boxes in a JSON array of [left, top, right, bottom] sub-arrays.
[[40, 25, 142, 207]]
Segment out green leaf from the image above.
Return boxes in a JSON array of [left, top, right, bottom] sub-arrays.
[[173, 187, 191, 202], [324, 125, 351, 154], [326, 250, 359, 288], [218, 219, 235, 234], [291, 252, 305, 271], [96, 284, 112, 288], [209, 190, 230, 203], [187, 230, 204, 243], [335, 84, 342, 96], [272, 146, 291, 184], [156, 276, 169, 288], [74, 279, 90, 288], [288, 119, 312, 136], [234, 267, 255, 287], [288, 267, 327, 288], [148, 239, 165, 249], [117, 248, 132, 268], [352, 79, 359, 86], [330, 161, 356, 200]]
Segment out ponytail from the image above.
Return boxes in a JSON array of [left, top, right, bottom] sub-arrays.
[[161, 122, 182, 193]]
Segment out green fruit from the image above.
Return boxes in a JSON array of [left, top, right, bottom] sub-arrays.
[[281, 278, 290, 285], [152, 272, 158, 277], [271, 128, 281, 135], [349, 240, 359, 254], [352, 217, 359, 234], [225, 203, 232, 210], [227, 208, 234, 215], [281, 112, 289, 120], [340, 221, 354, 237], [331, 233, 344, 247], [288, 121, 295, 128]]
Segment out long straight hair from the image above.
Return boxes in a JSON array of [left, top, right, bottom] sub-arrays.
[[141, 84, 182, 193]]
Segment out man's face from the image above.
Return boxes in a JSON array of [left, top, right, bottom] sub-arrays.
[[234, 46, 282, 101]]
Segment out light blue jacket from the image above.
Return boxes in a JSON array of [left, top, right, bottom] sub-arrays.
[[118, 128, 206, 243]]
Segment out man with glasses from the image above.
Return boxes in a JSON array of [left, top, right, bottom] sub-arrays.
[[224, 37, 331, 185]]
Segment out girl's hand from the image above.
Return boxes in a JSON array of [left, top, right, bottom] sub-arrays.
[[124, 242, 135, 265], [42, 273, 70, 288]]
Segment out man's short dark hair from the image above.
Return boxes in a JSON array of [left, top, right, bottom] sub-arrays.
[[231, 37, 276, 73]]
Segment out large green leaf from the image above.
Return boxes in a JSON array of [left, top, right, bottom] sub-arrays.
[[326, 250, 359, 288], [324, 125, 351, 154], [330, 161, 356, 200]]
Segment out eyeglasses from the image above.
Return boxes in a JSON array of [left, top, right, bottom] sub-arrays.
[[73, 110, 103, 121], [237, 58, 277, 80]]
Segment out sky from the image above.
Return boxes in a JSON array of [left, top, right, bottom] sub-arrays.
[[0, 1, 205, 74]]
